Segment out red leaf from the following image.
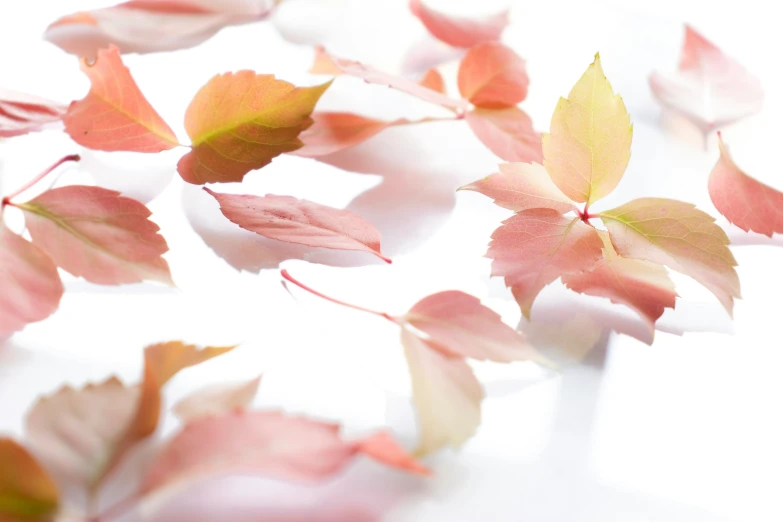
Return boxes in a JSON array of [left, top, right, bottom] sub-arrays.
[[0, 227, 63, 338], [64, 46, 179, 153], [409, 0, 509, 49], [205, 189, 391, 262], [466, 107, 543, 163], [709, 135, 783, 237], [17, 185, 172, 285], [457, 42, 529, 108], [419, 68, 446, 94], [45, 0, 276, 59], [649, 25, 763, 133], [294, 112, 401, 158], [0, 90, 66, 138]]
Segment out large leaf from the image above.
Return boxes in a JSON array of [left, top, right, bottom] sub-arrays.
[[0, 90, 65, 138], [0, 438, 59, 522], [465, 107, 543, 163], [408, 0, 508, 49], [457, 42, 528, 109], [542, 54, 632, 205]]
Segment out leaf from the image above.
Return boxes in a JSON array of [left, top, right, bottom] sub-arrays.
[[293, 112, 401, 158], [403, 291, 532, 362], [708, 135, 783, 237], [309, 45, 343, 76], [205, 188, 391, 262], [0, 226, 63, 338], [0, 438, 59, 522], [457, 42, 528, 108], [17, 185, 172, 286], [45, 1, 276, 60], [408, 0, 509, 48], [401, 329, 483, 456], [599, 198, 740, 315], [488, 208, 604, 317], [173, 376, 262, 422], [419, 68, 446, 93], [561, 230, 677, 328], [0, 90, 66, 138], [63, 46, 178, 153], [458, 162, 576, 213], [141, 411, 428, 497], [465, 106, 543, 163], [649, 25, 763, 133], [542, 53, 633, 205], [178, 72, 329, 184]]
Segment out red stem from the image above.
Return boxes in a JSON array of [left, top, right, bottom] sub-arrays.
[[1, 154, 80, 207], [579, 202, 592, 225], [281, 269, 397, 323]]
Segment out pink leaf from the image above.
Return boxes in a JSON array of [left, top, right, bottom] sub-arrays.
[[293, 112, 401, 158], [17, 185, 173, 285], [709, 135, 783, 237], [465, 107, 543, 163], [419, 68, 446, 94], [205, 189, 391, 263], [408, 0, 509, 49], [457, 42, 529, 108], [649, 25, 763, 133], [0, 226, 63, 338], [0, 90, 66, 138], [173, 376, 262, 422]]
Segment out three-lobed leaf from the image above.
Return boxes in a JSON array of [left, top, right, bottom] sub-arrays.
[[0, 438, 59, 522]]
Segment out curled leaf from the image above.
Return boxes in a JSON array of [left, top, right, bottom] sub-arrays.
[[466, 107, 543, 163], [0, 438, 59, 522], [0, 90, 66, 138], [457, 42, 529, 108], [173, 376, 262, 422], [408, 0, 509, 48]]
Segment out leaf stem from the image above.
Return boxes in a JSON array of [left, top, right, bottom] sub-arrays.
[[391, 114, 463, 127], [1, 154, 80, 207], [579, 202, 593, 225], [281, 269, 397, 323]]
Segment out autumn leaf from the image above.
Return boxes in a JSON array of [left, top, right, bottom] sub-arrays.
[[0, 438, 59, 522], [708, 135, 783, 237], [294, 112, 403, 158], [542, 53, 632, 205], [205, 188, 391, 262], [309, 46, 343, 76], [458, 42, 529, 108], [173, 376, 262, 422], [599, 198, 740, 315], [64, 46, 179, 153], [488, 208, 604, 317], [16, 185, 172, 285], [466, 107, 543, 163], [178, 72, 329, 184], [649, 25, 763, 134], [0, 90, 66, 138], [0, 226, 63, 338], [408, 0, 509, 48], [45, 1, 277, 59], [419, 68, 446, 93], [459, 162, 576, 214]]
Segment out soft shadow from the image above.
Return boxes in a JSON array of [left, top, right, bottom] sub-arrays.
[[400, 36, 464, 75]]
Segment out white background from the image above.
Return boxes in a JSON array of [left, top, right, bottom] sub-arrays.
[[2, 0, 783, 521]]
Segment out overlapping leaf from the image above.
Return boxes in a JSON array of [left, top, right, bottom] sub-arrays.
[[419, 68, 446, 93], [173, 376, 262, 422], [458, 42, 528, 108], [466, 107, 542, 163], [0, 90, 66, 138], [294, 112, 405, 158], [0, 438, 59, 522], [408, 0, 509, 48]]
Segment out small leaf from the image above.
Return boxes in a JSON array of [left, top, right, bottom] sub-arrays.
[[0, 226, 63, 338], [0, 90, 65, 138], [178, 72, 329, 184], [0, 438, 59, 521], [402, 329, 483, 456], [18, 186, 172, 286], [457, 42, 528, 108], [408, 0, 508, 48], [709, 135, 783, 237], [649, 25, 763, 133], [465, 106, 543, 163], [600, 198, 740, 315], [488, 208, 604, 316], [309, 45, 343, 75], [293, 112, 400, 158], [459, 162, 575, 213], [205, 189, 391, 262], [403, 291, 532, 362], [542, 53, 633, 205], [63, 46, 178, 153], [173, 376, 262, 422], [419, 68, 446, 93]]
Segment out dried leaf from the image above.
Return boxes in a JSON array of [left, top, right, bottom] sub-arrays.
[[457, 42, 528, 108], [419, 68, 446, 94], [465, 107, 543, 163], [173, 376, 262, 422], [0, 90, 66, 138], [408, 0, 508, 48], [0, 438, 59, 522], [294, 112, 401, 158]]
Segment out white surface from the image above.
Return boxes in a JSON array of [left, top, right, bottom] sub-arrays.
[[2, 1, 783, 521]]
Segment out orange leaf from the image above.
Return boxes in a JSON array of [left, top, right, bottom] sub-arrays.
[[64, 46, 178, 153], [178, 72, 329, 184], [309, 45, 343, 76], [465, 107, 543, 163], [294, 112, 400, 158], [408, 0, 508, 48], [458, 42, 528, 108], [0, 438, 59, 522], [418, 68, 446, 94], [0, 90, 66, 138]]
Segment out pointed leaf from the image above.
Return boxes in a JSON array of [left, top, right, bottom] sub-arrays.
[[178, 72, 329, 184], [466, 106, 543, 163], [459, 162, 575, 213], [408, 0, 508, 48], [649, 25, 763, 133], [419, 68, 446, 93], [309, 46, 343, 75], [457, 42, 528, 108], [0, 227, 63, 338], [205, 188, 391, 262], [0, 90, 65, 138], [709, 136, 783, 237], [63, 46, 178, 153], [0, 438, 59, 521], [173, 376, 261, 422], [355, 432, 431, 475], [542, 54, 633, 205], [488, 208, 604, 316], [403, 291, 532, 362], [402, 329, 483, 456], [293, 112, 401, 157], [18, 186, 172, 285], [562, 231, 677, 328], [600, 198, 740, 315]]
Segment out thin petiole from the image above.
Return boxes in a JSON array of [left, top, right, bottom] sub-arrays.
[[1, 154, 80, 207]]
